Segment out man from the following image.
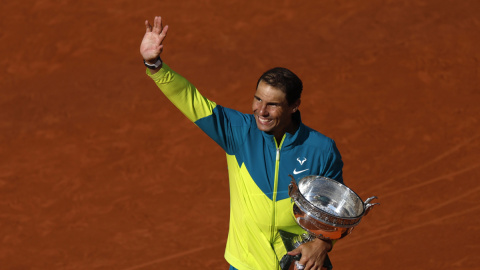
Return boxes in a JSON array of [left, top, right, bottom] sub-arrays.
[[140, 16, 344, 270]]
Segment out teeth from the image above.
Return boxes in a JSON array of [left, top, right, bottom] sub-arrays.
[[259, 117, 271, 124]]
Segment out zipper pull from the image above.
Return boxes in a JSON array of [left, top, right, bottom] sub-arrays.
[[276, 148, 280, 161]]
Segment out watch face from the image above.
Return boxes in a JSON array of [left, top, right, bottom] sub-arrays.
[[144, 58, 162, 69]]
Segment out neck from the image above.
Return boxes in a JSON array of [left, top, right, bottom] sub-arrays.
[[274, 123, 300, 144], [274, 134, 284, 145], [273, 111, 301, 144]]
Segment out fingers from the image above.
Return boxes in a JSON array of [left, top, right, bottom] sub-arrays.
[[153, 16, 163, 34], [298, 256, 323, 270], [297, 260, 318, 270], [161, 24, 169, 38], [295, 261, 305, 270], [158, 27, 168, 53], [145, 20, 152, 33], [288, 246, 301, 256], [149, 16, 168, 42]]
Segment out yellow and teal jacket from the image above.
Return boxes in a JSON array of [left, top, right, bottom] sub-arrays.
[[148, 64, 343, 270]]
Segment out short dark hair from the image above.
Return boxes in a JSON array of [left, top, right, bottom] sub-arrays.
[[256, 67, 303, 105]]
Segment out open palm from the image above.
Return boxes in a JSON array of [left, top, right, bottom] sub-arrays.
[[140, 16, 168, 62]]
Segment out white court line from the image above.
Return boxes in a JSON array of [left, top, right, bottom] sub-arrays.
[[381, 162, 480, 198], [335, 203, 480, 251], [368, 134, 480, 192], [122, 240, 226, 270]]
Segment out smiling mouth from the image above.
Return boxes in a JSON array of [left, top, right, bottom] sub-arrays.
[[258, 116, 272, 125]]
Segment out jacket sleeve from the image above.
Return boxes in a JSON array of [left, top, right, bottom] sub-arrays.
[[147, 64, 250, 154], [147, 64, 217, 122], [322, 140, 344, 183]]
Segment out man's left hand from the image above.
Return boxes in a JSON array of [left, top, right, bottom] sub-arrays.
[[287, 238, 332, 270]]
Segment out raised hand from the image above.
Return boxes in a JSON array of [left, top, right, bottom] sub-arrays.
[[140, 16, 169, 63]]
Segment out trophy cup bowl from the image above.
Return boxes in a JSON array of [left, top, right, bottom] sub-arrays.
[[279, 175, 379, 270], [288, 175, 379, 240]]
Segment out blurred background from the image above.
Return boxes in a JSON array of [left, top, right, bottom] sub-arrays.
[[1, 0, 479, 269]]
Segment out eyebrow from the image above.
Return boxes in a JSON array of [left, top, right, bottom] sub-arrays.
[[254, 96, 282, 106]]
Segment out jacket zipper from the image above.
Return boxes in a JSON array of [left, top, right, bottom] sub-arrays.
[[271, 136, 285, 268]]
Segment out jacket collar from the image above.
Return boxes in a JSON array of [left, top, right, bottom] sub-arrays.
[[261, 111, 305, 150]]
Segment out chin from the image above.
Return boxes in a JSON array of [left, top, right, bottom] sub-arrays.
[[255, 122, 273, 133]]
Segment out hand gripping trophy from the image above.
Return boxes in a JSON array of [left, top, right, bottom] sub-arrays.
[[279, 175, 379, 270]]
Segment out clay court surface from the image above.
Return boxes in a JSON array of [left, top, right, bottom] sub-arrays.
[[1, 0, 479, 269]]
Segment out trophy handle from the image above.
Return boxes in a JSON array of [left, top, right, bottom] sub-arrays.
[[363, 196, 380, 216], [288, 174, 298, 197]]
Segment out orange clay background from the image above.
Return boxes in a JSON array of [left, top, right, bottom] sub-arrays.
[[1, 1, 479, 269]]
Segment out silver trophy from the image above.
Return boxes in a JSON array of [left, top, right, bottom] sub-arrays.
[[279, 175, 379, 270]]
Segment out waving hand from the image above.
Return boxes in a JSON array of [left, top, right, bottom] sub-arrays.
[[140, 16, 169, 63]]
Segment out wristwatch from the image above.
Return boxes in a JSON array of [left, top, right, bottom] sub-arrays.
[[144, 57, 162, 69]]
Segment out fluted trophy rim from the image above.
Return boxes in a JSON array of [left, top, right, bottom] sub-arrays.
[[288, 175, 366, 228]]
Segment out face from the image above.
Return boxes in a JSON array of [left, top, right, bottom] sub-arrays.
[[252, 81, 300, 140]]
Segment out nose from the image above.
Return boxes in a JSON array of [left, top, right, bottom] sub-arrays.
[[258, 103, 268, 116]]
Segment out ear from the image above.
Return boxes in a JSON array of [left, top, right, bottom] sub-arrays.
[[292, 99, 301, 113]]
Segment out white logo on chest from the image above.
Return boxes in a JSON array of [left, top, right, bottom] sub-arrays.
[[297, 157, 307, 165], [293, 157, 309, 175], [293, 168, 309, 175]]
